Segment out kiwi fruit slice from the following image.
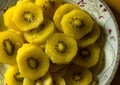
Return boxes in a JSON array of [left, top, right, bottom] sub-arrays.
[[12, 2, 43, 31], [17, 44, 50, 80], [72, 43, 100, 68], [77, 22, 101, 47], [90, 48, 105, 76], [35, 0, 64, 19], [53, 3, 80, 32], [3, 6, 20, 31], [96, 27, 106, 48], [5, 66, 24, 85], [61, 9, 94, 39], [45, 33, 78, 64], [24, 18, 55, 45], [64, 65, 92, 85], [52, 73, 66, 85], [23, 72, 53, 85], [0, 30, 24, 65]]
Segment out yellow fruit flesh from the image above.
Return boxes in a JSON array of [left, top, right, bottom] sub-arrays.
[[53, 3, 80, 31], [52, 73, 66, 85], [3, 6, 20, 31], [24, 18, 55, 45], [5, 66, 23, 85], [64, 65, 92, 85], [17, 44, 50, 80], [45, 33, 78, 64], [0, 30, 24, 65], [90, 48, 105, 76], [23, 72, 53, 85], [73, 43, 100, 68], [61, 9, 94, 39], [12, 2, 43, 31], [77, 22, 101, 47], [1, 1, 105, 84]]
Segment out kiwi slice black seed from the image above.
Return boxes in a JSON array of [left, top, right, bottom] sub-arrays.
[[72, 43, 100, 68], [64, 65, 92, 85], [0, 30, 24, 65], [77, 22, 101, 47], [24, 18, 55, 45], [5, 66, 23, 85], [61, 9, 94, 39], [17, 44, 50, 80], [45, 33, 78, 64], [12, 2, 43, 31]]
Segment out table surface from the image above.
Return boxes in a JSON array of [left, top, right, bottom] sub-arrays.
[[109, 7, 120, 85]]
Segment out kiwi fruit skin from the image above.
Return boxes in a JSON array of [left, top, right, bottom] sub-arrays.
[[64, 65, 92, 85], [0, 30, 24, 65], [24, 18, 56, 45], [53, 3, 80, 32], [5, 66, 24, 85], [72, 43, 100, 68], [12, 2, 43, 31], [17, 44, 50, 80], [77, 22, 101, 47], [61, 9, 94, 40], [45, 33, 78, 64]]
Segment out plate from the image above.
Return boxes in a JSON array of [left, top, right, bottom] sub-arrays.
[[0, 0, 119, 85]]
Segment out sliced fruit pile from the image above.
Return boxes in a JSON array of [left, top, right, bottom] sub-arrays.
[[0, 0, 105, 85]]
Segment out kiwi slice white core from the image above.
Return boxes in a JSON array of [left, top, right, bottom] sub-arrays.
[[70, 17, 84, 29], [3, 39, 15, 56], [27, 57, 39, 70], [21, 11, 35, 23], [55, 40, 67, 54]]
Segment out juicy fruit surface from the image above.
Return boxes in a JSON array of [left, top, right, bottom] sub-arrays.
[[3, 6, 20, 31], [1, 0, 105, 85], [24, 18, 55, 45], [52, 73, 66, 85], [23, 72, 53, 85], [53, 3, 80, 31], [12, 2, 43, 31], [72, 43, 100, 68], [64, 65, 92, 85], [77, 22, 101, 47], [61, 9, 94, 39], [17, 44, 50, 80], [0, 30, 24, 65], [5, 66, 24, 85], [45, 33, 78, 64]]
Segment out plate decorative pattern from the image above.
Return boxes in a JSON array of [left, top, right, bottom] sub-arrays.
[[0, 0, 120, 85]]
